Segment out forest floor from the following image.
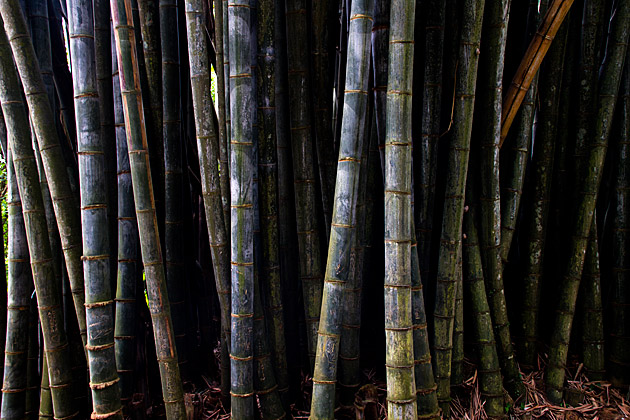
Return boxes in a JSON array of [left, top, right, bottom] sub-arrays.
[[174, 358, 629, 419]]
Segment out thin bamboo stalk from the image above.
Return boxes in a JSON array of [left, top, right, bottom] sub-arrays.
[[25, 297, 38, 420], [110, 0, 186, 415], [285, 0, 324, 369], [432, 0, 485, 412], [545, 0, 630, 403], [0, 23, 77, 418], [450, 245, 463, 388], [67, 0, 122, 416], [215, 0, 230, 228], [38, 356, 52, 420], [500, 0, 576, 146], [371, 0, 389, 166]]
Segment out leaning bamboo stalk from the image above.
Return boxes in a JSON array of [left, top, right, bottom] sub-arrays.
[[610, 47, 630, 387], [38, 356, 53, 420], [0, 23, 77, 419], [256, 0, 289, 399], [0, 0, 87, 347], [310, 0, 372, 414], [1, 149, 33, 420], [228, 0, 255, 416], [500, 0, 576, 146], [476, 0, 525, 398], [285, 0, 324, 368], [110, 0, 186, 415], [111, 26, 139, 404], [160, 0, 188, 374], [450, 246, 463, 388], [214, 0, 230, 228], [67, 0, 122, 416], [432, 0, 485, 412], [545, 1, 630, 403], [384, 1, 417, 418], [517, 19, 567, 369], [581, 223, 605, 380], [183, 0, 232, 397]]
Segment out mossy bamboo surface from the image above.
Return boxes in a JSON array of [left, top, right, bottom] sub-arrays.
[[256, 0, 289, 399], [545, 0, 630, 403], [310, 0, 336, 238], [581, 223, 605, 380], [450, 246, 463, 388], [462, 206, 504, 418], [285, 0, 324, 369], [384, 1, 418, 418], [2, 151, 33, 420], [160, 0, 188, 375], [432, 0, 484, 412], [499, 0, 543, 263], [517, 20, 567, 369], [110, 0, 186, 415], [0, 23, 77, 418], [227, 0, 255, 416], [310, 0, 372, 415], [0, 0, 87, 347], [112, 29, 139, 404], [610, 47, 630, 386], [25, 298, 38, 420], [416, 0, 445, 280], [67, 0, 122, 416], [184, 0, 232, 395]]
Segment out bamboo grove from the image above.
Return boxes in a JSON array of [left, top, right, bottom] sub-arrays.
[[0, 0, 628, 418]]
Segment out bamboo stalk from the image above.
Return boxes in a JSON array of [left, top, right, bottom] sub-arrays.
[[545, 0, 630, 403], [285, 0, 324, 369], [450, 245, 463, 388], [500, 0, 576, 146], [67, 0, 122, 416], [111, 24, 139, 405], [432, 0, 485, 412], [110, 0, 186, 415], [0, 22, 77, 419], [371, 0, 389, 167], [1, 149, 33, 420], [215, 0, 230, 228], [25, 297, 38, 420], [38, 356, 52, 420]]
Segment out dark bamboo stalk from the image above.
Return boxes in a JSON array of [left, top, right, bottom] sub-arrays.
[[38, 357, 52, 420], [450, 246, 463, 387], [285, 0, 324, 368], [0, 22, 77, 418], [1, 149, 33, 420], [215, 0, 230, 228], [371, 0, 389, 165], [227, 0, 255, 416], [25, 297, 38, 420], [110, 0, 186, 414], [111, 25, 139, 405], [610, 45, 630, 386], [432, 0, 485, 412], [545, 0, 630, 403], [67, 0, 122, 416], [0, 0, 87, 347]]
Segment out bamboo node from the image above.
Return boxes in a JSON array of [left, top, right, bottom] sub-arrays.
[[91, 407, 123, 419], [230, 391, 254, 398], [86, 342, 115, 352], [84, 300, 114, 308], [89, 377, 120, 390]]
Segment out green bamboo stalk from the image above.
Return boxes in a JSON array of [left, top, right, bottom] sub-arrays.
[[228, 0, 255, 416], [581, 223, 605, 380], [110, 0, 186, 415], [285, 0, 324, 368], [432, 0, 484, 413], [160, 0, 188, 375], [0, 22, 77, 419], [610, 46, 630, 386], [183, 0, 232, 398], [1, 149, 33, 420], [310, 0, 336, 238], [499, 0, 545, 263], [475, 0, 525, 398], [0, 0, 87, 347], [25, 298, 38, 420], [222, 0, 231, 184], [93, 0, 118, 294], [215, 0, 230, 229], [416, 0, 445, 280], [516, 18, 567, 370], [462, 205, 504, 418], [545, 0, 630, 403], [384, 1, 417, 418], [38, 357, 52, 420], [253, 277, 286, 420], [67, 0, 122, 416], [256, 0, 289, 399], [111, 25, 139, 405], [450, 245, 463, 387], [309, 0, 372, 415]]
